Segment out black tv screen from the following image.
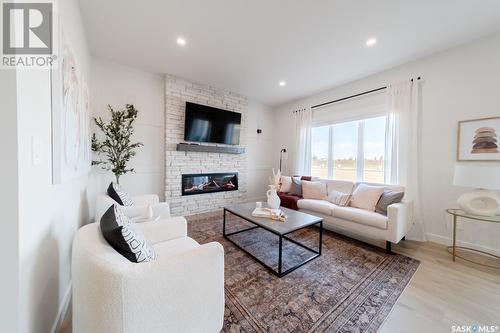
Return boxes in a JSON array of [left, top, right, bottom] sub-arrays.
[[184, 102, 241, 145]]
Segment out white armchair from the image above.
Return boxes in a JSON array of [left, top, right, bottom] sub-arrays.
[[95, 192, 171, 222], [72, 217, 225, 333]]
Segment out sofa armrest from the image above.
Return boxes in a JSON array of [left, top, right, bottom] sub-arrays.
[[135, 217, 187, 244], [151, 202, 170, 219], [122, 242, 225, 332], [122, 203, 171, 221], [120, 205, 149, 219], [131, 194, 160, 205], [387, 200, 413, 243]]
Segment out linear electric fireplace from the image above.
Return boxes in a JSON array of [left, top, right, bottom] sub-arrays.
[[182, 172, 238, 196]]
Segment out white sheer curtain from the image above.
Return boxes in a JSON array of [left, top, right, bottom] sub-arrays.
[[385, 80, 426, 241], [294, 107, 312, 176]]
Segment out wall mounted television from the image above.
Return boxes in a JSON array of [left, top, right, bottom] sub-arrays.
[[184, 102, 241, 145]]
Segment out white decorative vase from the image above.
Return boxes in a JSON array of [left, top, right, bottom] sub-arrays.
[[267, 186, 281, 210]]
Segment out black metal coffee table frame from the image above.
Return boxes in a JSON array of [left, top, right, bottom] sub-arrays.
[[223, 208, 323, 277]]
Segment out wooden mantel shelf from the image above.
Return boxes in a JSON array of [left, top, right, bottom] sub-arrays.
[[176, 143, 245, 154]]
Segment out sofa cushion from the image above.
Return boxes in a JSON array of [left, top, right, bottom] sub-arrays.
[[333, 206, 388, 229], [350, 184, 385, 211], [375, 190, 405, 215], [289, 177, 303, 196], [302, 181, 327, 200], [100, 204, 157, 263], [324, 179, 355, 196], [277, 192, 302, 210], [280, 176, 292, 192], [357, 182, 405, 193], [152, 237, 199, 259], [297, 199, 336, 216], [326, 190, 351, 206]]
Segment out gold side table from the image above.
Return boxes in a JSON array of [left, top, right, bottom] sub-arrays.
[[446, 209, 500, 269]]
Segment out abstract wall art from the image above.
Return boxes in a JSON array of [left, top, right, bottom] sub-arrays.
[[457, 116, 500, 161], [51, 31, 91, 184]]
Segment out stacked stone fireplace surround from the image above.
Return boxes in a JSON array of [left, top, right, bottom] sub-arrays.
[[165, 75, 248, 216]]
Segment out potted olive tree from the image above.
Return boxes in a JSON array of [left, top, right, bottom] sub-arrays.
[[91, 104, 143, 184]]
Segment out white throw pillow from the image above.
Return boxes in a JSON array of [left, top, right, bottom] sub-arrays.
[[326, 190, 352, 207], [302, 181, 327, 200], [350, 184, 385, 211], [280, 176, 292, 192]]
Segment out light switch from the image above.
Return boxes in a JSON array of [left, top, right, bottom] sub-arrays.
[[32, 136, 43, 166]]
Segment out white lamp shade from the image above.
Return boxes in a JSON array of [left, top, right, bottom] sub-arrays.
[[453, 165, 500, 190]]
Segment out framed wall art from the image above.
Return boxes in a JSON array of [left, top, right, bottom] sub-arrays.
[[51, 29, 91, 184], [457, 116, 500, 161]]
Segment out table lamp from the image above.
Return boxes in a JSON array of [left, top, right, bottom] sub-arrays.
[[453, 164, 500, 216]]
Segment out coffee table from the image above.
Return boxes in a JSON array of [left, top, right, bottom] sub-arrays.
[[223, 202, 323, 277]]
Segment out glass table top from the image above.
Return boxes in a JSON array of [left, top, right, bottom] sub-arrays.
[[446, 209, 500, 223]]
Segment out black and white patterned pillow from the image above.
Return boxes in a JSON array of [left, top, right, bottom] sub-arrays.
[[100, 204, 157, 263], [120, 225, 158, 263], [113, 204, 131, 226], [107, 182, 134, 206]]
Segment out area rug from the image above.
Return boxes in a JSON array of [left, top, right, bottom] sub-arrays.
[[186, 212, 420, 333]]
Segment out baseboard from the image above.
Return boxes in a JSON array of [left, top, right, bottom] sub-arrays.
[[426, 233, 500, 256], [50, 281, 72, 333]]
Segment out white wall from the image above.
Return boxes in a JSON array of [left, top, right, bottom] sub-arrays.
[[273, 33, 500, 253], [90, 58, 165, 202], [0, 69, 19, 332], [246, 101, 275, 200], [15, 0, 92, 332]]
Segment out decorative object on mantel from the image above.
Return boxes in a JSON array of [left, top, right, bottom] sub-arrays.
[[457, 116, 500, 161], [176, 143, 245, 154], [445, 209, 499, 269], [91, 104, 143, 184], [453, 164, 500, 216]]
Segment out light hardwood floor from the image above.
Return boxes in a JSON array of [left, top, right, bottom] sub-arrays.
[[59, 240, 499, 333], [381, 241, 499, 333]]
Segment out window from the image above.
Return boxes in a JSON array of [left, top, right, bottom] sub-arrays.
[[311, 126, 329, 179], [332, 120, 358, 182], [311, 115, 387, 183]]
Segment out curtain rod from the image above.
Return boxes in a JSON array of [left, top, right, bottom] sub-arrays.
[[310, 76, 421, 110]]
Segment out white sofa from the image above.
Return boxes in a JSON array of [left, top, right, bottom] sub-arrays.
[[72, 216, 225, 333], [95, 192, 171, 222], [296, 179, 413, 253]]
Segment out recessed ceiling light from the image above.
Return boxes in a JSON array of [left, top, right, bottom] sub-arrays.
[[279, 81, 286, 87], [176, 37, 186, 46], [366, 38, 377, 47]]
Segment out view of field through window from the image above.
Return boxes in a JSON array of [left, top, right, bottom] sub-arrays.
[[311, 116, 386, 183]]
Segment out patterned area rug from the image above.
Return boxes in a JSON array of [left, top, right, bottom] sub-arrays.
[[187, 212, 420, 333]]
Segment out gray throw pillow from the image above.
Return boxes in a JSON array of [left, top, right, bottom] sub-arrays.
[[375, 190, 404, 215], [289, 177, 302, 196]]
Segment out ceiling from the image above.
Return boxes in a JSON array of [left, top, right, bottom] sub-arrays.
[[79, 0, 500, 106]]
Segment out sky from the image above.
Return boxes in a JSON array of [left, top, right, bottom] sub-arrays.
[[312, 116, 386, 160]]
